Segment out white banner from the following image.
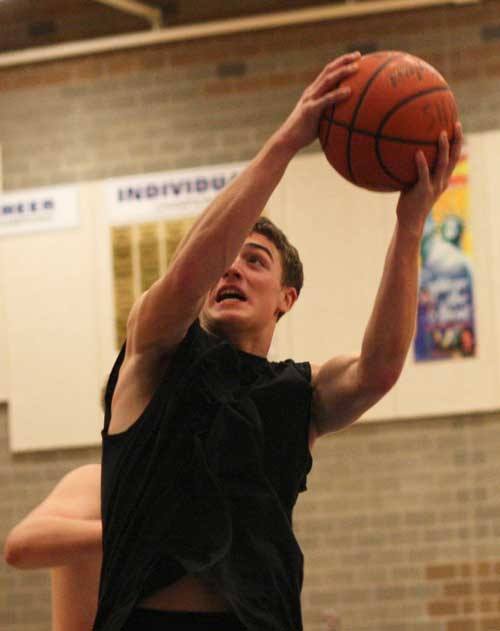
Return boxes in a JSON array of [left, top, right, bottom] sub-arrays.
[[106, 162, 246, 225], [0, 185, 80, 236]]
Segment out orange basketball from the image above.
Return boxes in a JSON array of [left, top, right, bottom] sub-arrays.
[[319, 51, 458, 192]]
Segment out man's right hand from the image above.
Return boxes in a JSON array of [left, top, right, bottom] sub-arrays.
[[275, 52, 360, 155]]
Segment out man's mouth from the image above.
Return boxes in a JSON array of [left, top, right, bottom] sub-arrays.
[[215, 288, 248, 303]]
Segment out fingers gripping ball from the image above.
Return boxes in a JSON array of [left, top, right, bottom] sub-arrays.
[[319, 51, 458, 192]]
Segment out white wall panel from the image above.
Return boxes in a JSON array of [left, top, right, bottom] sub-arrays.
[[0, 145, 8, 402], [392, 133, 500, 417], [0, 262, 9, 402], [2, 132, 499, 451], [482, 130, 500, 409], [91, 181, 120, 391], [3, 199, 102, 451]]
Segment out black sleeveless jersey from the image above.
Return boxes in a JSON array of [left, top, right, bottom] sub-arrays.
[[94, 320, 313, 631]]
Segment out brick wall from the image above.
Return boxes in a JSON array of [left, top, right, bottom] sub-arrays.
[[296, 413, 500, 631], [2, 408, 499, 631], [0, 408, 100, 631], [1, 2, 500, 630], [1, 2, 500, 191]]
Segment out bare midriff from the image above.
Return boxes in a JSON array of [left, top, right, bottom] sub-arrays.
[[138, 575, 230, 612]]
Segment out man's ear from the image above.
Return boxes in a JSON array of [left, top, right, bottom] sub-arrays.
[[276, 286, 298, 320]]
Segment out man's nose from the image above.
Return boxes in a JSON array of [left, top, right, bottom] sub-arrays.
[[223, 258, 243, 279]]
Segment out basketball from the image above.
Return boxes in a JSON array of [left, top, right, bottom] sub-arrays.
[[319, 51, 458, 192]]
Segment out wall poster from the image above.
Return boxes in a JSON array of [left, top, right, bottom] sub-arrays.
[[414, 151, 476, 361]]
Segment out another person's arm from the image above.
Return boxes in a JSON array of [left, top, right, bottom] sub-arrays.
[[3, 464, 101, 569], [310, 124, 463, 442]]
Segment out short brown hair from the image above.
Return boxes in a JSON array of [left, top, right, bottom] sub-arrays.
[[251, 216, 304, 296]]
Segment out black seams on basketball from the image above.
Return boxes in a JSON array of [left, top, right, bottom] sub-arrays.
[[318, 51, 458, 192]]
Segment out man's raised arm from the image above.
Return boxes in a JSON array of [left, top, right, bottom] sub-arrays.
[[310, 123, 463, 441], [128, 53, 360, 357]]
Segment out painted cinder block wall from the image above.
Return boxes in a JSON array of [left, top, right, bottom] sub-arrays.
[[1, 2, 500, 630]]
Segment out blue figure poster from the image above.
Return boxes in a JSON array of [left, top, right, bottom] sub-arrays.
[[414, 152, 476, 361]]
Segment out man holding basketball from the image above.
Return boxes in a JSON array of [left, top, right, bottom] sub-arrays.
[[96, 52, 462, 631]]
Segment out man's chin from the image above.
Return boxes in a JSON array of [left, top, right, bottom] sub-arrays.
[[201, 306, 252, 332]]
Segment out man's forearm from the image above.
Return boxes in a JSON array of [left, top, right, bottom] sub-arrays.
[[133, 130, 297, 350], [167, 131, 295, 297], [4, 516, 102, 569], [358, 221, 421, 389]]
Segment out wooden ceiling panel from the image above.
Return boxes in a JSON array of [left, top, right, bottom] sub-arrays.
[[0, 1, 148, 52], [0, 0, 342, 54], [159, 0, 337, 25]]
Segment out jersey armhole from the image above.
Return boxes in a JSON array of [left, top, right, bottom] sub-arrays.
[[288, 360, 313, 494], [101, 319, 204, 437], [102, 342, 127, 436]]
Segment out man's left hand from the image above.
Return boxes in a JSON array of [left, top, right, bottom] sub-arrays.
[[396, 121, 463, 238]]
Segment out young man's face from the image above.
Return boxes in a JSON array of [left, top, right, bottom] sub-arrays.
[[202, 232, 297, 336]]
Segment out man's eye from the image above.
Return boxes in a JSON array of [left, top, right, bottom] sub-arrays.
[[248, 255, 263, 266]]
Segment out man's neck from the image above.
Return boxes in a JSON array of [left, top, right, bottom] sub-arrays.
[[201, 319, 273, 358]]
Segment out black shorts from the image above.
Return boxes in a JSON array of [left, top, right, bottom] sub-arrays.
[[122, 609, 247, 631]]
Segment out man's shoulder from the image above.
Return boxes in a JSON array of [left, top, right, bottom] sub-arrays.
[[308, 362, 319, 382]]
